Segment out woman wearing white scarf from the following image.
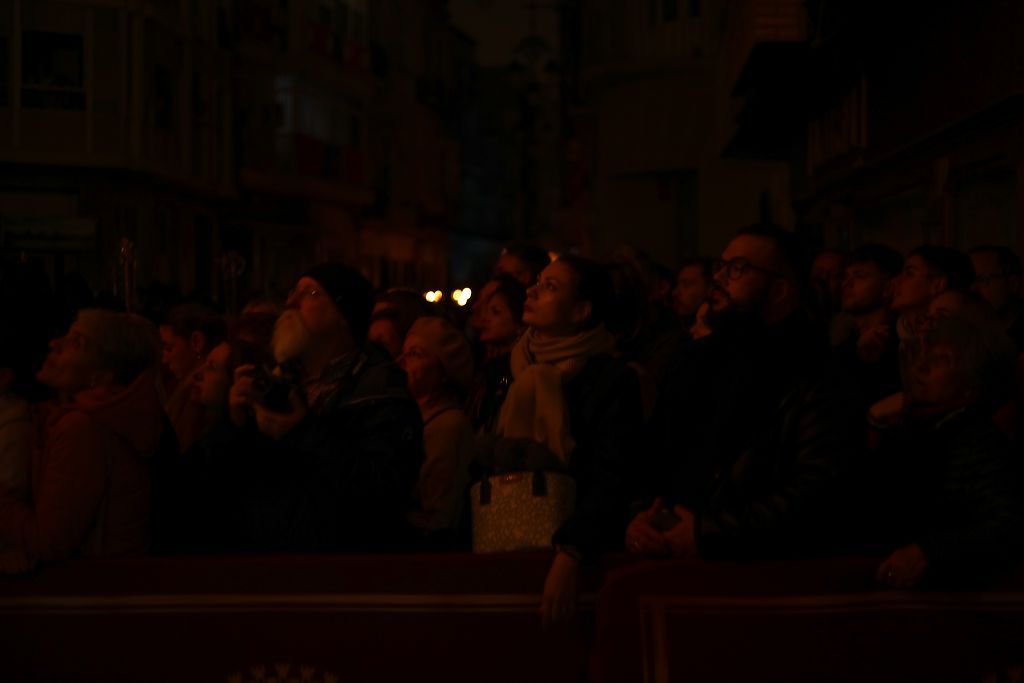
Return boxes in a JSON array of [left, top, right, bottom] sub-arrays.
[[491, 255, 643, 628]]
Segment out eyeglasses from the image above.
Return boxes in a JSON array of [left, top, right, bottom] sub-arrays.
[[713, 258, 784, 282]]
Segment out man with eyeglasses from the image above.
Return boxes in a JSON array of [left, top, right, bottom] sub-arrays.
[[970, 245, 1024, 351], [627, 223, 858, 561], [216, 263, 423, 552]]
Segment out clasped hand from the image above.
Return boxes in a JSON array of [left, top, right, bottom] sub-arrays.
[[625, 497, 697, 558]]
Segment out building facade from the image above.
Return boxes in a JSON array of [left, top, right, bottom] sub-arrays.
[[558, 0, 792, 263], [726, 0, 1024, 255], [0, 0, 471, 308]]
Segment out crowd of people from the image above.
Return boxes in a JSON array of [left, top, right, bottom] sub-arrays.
[[1, 226, 1023, 624]]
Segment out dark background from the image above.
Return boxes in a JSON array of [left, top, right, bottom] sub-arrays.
[[0, 0, 1020, 309]]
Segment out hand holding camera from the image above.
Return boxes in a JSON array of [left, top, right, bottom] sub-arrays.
[[228, 364, 306, 439]]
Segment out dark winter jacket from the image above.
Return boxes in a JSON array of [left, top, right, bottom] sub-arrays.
[[207, 346, 422, 553], [647, 312, 861, 559], [554, 355, 645, 557], [866, 404, 1024, 586]]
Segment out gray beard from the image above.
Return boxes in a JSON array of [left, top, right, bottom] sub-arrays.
[[272, 310, 311, 364]]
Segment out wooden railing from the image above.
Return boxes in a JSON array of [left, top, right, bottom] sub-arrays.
[[2, 553, 1022, 682]]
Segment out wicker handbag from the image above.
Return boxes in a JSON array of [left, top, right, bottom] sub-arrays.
[[470, 470, 576, 553]]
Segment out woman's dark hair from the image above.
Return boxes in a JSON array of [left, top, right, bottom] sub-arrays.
[[484, 274, 528, 322], [373, 288, 431, 341], [226, 313, 277, 373], [163, 303, 226, 353], [555, 254, 613, 330], [501, 242, 551, 282]]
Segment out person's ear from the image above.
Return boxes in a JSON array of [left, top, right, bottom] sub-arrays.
[[190, 331, 208, 356], [570, 300, 593, 329], [929, 275, 949, 297]]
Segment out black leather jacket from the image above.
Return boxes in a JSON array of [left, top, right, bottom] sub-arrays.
[[212, 346, 422, 553], [648, 312, 860, 559], [867, 404, 1024, 586]]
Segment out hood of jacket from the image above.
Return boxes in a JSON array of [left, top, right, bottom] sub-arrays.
[[50, 368, 165, 459]]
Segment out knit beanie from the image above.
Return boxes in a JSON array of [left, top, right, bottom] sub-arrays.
[[406, 316, 474, 392], [302, 263, 374, 344]]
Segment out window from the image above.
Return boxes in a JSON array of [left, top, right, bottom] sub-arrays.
[[0, 37, 9, 106], [153, 65, 176, 130], [323, 143, 340, 177], [21, 31, 85, 110], [192, 71, 205, 119], [333, 0, 348, 59], [663, 0, 678, 22], [350, 116, 361, 149]]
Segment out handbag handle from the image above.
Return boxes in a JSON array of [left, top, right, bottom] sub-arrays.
[[478, 469, 551, 505], [478, 476, 492, 505]]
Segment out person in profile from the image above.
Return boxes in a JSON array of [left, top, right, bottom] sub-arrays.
[[0, 310, 166, 571]]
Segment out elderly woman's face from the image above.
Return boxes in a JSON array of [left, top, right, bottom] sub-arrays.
[[907, 343, 972, 409], [397, 333, 445, 402], [523, 261, 586, 337], [37, 322, 105, 394]]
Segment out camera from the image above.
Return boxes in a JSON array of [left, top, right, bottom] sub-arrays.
[[250, 365, 297, 413]]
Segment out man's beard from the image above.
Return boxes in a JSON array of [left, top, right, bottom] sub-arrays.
[[704, 285, 769, 334], [272, 310, 311, 364]]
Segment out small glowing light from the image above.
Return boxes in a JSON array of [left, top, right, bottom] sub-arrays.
[[424, 290, 444, 303], [453, 288, 473, 307]]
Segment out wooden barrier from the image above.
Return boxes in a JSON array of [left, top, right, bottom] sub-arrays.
[[3, 554, 1023, 682]]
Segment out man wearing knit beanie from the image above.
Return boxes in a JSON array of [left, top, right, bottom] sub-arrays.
[[221, 263, 423, 552]]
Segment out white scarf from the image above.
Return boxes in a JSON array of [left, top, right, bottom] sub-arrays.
[[495, 325, 616, 461]]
